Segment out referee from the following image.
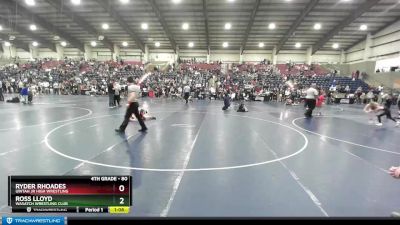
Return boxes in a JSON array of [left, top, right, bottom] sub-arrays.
[[183, 84, 191, 104], [115, 77, 148, 133], [304, 83, 319, 118]]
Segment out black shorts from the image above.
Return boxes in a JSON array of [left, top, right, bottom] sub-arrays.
[[184, 93, 190, 99]]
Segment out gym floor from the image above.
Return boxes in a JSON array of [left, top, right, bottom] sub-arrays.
[[0, 95, 399, 217]]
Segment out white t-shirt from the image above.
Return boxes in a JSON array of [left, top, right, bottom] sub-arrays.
[[183, 86, 190, 93], [127, 84, 141, 102], [305, 87, 318, 99], [114, 83, 121, 95]]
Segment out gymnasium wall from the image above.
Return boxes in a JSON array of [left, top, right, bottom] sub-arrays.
[[346, 20, 400, 63]]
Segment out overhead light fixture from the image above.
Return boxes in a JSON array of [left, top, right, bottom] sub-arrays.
[[172, 0, 181, 4], [182, 23, 189, 30], [295, 42, 302, 48], [102, 23, 109, 30], [332, 43, 339, 49], [188, 42, 194, 48], [30, 24, 37, 31], [9, 36, 15, 41], [119, 0, 130, 4], [122, 41, 128, 47], [268, 23, 276, 30], [227, 0, 235, 2], [0, 25, 3, 31], [258, 43, 264, 48], [61, 41, 67, 47], [360, 24, 368, 31], [32, 41, 38, 47], [314, 23, 322, 30], [71, 0, 81, 5], [141, 23, 148, 30], [224, 23, 232, 30], [98, 35, 104, 41], [222, 42, 229, 48], [4, 42, 11, 47], [90, 41, 97, 47], [25, 0, 35, 6], [155, 42, 161, 47], [53, 36, 60, 41]]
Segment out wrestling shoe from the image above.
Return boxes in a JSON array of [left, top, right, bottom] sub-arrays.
[[138, 128, 148, 132], [115, 129, 125, 133]]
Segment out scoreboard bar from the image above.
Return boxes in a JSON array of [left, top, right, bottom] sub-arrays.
[[8, 176, 132, 213]]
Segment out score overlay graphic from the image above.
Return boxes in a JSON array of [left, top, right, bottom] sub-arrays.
[[8, 176, 132, 213]]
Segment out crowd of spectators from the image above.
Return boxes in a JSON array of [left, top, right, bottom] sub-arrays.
[[0, 57, 392, 106]]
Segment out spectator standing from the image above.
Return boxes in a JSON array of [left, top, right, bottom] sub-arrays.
[[114, 81, 121, 107], [0, 80, 4, 101], [108, 80, 115, 108]]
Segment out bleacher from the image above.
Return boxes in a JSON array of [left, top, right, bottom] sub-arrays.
[[305, 76, 370, 92], [276, 64, 329, 76], [180, 63, 221, 71]]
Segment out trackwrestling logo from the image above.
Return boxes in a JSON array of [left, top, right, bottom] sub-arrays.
[[2, 217, 64, 225]]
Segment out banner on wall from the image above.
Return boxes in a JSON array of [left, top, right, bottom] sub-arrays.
[[375, 56, 400, 72]]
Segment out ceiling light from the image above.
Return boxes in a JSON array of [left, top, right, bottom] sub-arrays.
[[295, 43, 302, 48], [182, 23, 189, 30], [222, 42, 229, 48], [30, 24, 37, 31], [4, 42, 11, 47], [268, 23, 276, 30], [141, 23, 148, 30], [102, 23, 109, 30], [53, 36, 60, 41], [360, 24, 368, 31], [155, 42, 161, 47], [71, 0, 81, 5], [98, 35, 104, 41], [90, 41, 97, 47], [172, 0, 181, 3], [224, 23, 232, 30], [61, 41, 67, 47], [314, 23, 322, 30], [32, 42, 38, 47], [332, 43, 339, 49], [25, 0, 35, 6], [227, 0, 235, 2], [122, 41, 128, 47], [258, 43, 264, 48], [0, 25, 3, 31], [9, 36, 15, 41], [119, 0, 130, 4], [188, 42, 194, 48]]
